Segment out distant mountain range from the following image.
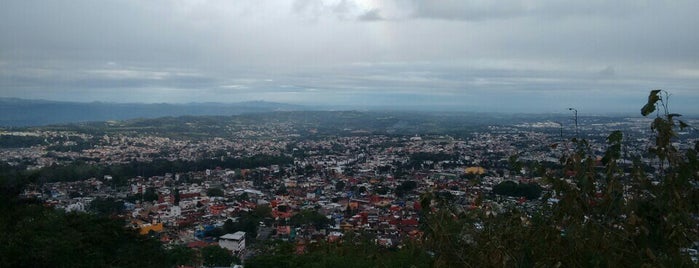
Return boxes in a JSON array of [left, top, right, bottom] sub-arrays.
[[0, 98, 307, 127]]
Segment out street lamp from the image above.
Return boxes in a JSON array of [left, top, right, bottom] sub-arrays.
[[568, 108, 578, 138]]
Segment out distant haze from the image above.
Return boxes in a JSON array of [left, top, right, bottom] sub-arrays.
[[0, 98, 308, 126], [1, 1, 698, 114]]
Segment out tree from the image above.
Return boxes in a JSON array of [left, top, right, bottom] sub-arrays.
[[335, 180, 345, 191], [290, 210, 331, 229], [395, 180, 417, 197], [167, 244, 199, 267], [89, 197, 124, 216], [143, 187, 158, 202], [218, 205, 271, 242], [492, 181, 542, 200], [253, 205, 272, 219], [236, 192, 250, 202], [173, 188, 181, 204], [0, 199, 169, 267], [206, 187, 224, 197], [276, 185, 288, 195], [201, 245, 238, 267]]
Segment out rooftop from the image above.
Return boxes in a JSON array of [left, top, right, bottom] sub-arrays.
[[220, 231, 245, 241]]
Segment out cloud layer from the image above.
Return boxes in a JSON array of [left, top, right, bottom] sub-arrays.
[[1, 0, 698, 113]]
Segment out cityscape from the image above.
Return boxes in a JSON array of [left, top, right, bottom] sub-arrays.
[[2, 0, 699, 267], [2, 108, 698, 266]]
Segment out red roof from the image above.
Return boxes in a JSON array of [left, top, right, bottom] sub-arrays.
[[401, 219, 419, 226]]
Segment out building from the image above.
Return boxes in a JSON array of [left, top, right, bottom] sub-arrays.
[[219, 231, 246, 254]]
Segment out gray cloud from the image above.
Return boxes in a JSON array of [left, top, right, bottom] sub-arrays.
[[404, 0, 649, 21], [358, 9, 384, 21], [409, 0, 527, 21], [0, 0, 698, 113], [598, 66, 616, 79]]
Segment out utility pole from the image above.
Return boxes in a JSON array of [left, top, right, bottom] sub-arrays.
[[568, 108, 578, 138], [555, 121, 563, 139]]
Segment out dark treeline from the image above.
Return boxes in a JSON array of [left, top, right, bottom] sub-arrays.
[[0, 188, 172, 267], [0, 135, 47, 148], [492, 180, 543, 200], [2, 154, 293, 185]]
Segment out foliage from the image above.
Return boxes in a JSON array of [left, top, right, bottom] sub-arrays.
[[166, 244, 199, 267], [395, 180, 418, 197], [0, 135, 47, 148], [89, 197, 124, 216], [173, 188, 181, 204], [0, 198, 169, 267], [2, 154, 293, 186], [143, 187, 159, 202], [289, 210, 332, 229], [206, 187, 224, 197], [210, 205, 272, 241], [245, 238, 433, 268], [201, 245, 239, 267], [492, 181, 542, 200], [335, 180, 346, 192], [414, 89, 699, 267], [236, 192, 250, 202]]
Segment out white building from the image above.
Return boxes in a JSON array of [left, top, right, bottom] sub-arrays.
[[169, 205, 181, 217], [219, 231, 246, 254]]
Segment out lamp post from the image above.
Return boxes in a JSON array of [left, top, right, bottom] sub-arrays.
[[568, 108, 578, 138]]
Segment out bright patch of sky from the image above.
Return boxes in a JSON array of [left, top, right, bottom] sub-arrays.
[[1, 0, 698, 114]]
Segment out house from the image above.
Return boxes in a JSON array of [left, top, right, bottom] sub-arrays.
[[219, 231, 246, 254]]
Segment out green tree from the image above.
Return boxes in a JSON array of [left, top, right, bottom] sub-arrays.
[[201, 245, 238, 267], [167, 244, 199, 267], [253, 205, 272, 219], [0, 201, 169, 267], [143, 187, 159, 202], [236, 192, 250, 202], [290, 210, 331, 229], [206, 187, 224, 197], [492, 181, 542, 199], [395, 180, 417, 197], [335, 180, 345, 192], [89, 197, 124, 216], [173, 188, 181, 204]]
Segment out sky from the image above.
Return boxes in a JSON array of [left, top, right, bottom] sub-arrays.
[[1, 0, 698, 114]]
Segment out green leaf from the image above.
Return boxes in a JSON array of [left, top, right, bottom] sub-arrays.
[[641, 90, 662, 116], [641, 104, 655, 117], [651, 117, 665, 131], [606, 131, 623, 144]]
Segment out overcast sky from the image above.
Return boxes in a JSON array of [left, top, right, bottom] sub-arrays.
[[1, 0, 698, 114]]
